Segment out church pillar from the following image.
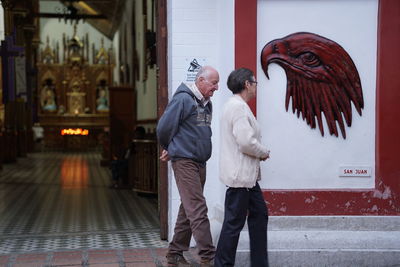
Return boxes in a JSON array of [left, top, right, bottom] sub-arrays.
[[0, 0, 39, 160], [0, 2, 4, 168], [0, 131, 3, 169], [0, 35, 19, 162], [0, 5, 20, 162], [22, 26, 38, 153]]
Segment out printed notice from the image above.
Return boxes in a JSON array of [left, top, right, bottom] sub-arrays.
[[185, 58, 206, 82], [339, 166, 372, 177]]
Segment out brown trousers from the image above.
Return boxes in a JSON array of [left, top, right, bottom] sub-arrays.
[[168, 159, 215, 260]]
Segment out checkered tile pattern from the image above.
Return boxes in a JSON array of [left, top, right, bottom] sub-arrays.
[[0, 152, 167, 255]]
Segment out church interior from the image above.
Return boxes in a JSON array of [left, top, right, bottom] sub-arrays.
[[0, 0, 168, 257]]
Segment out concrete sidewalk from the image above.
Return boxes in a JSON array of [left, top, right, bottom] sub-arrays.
[[234, 216, 400, 267]]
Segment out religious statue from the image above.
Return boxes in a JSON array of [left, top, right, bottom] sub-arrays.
[[66, 24, 84, 65], [41, 36, 57, 64], [58, 105, 65, 115], [96, 80, 109, 112], [35, 24, 114, 151], [94, 38, 109, 65], [40, 79, 57, 112], [38, 25, 113, 117], [67, 80, 86, 114]]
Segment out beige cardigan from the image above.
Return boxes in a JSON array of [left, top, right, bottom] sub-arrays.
[[219, 95, 269, 188]]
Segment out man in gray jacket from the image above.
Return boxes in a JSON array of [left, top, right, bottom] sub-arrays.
[[157, 66, 219, 267]]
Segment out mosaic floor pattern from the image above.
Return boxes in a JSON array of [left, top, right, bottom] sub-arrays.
[[0, 152, 167, 255]]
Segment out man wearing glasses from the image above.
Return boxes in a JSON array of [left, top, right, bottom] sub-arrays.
[[215, 68, 270, 267]]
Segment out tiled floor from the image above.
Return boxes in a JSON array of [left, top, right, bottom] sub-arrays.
[[0, 247, 203, 266], [0, 152, 197, 266]]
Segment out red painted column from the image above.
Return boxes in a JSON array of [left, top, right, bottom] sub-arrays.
[[375, 0, 400, 203], [235, 0, 257, 115]]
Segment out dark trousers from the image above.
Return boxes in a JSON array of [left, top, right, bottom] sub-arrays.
[[110, 159, 128, 182], [168, 159, 215, 260], [215, 182, 269, 267]]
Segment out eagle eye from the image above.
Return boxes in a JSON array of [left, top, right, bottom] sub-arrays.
[[272, 43, 278, 53], [298, 52, 321, 67]]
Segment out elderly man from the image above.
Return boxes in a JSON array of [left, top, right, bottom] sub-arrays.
[[157, 66, 219, 267]]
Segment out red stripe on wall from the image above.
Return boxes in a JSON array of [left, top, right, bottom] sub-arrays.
[[235, 0, 257, 115], [235, 0, 400, 215], [264, 189, 398, 216]]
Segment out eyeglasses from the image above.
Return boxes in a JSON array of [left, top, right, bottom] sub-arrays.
[[248, 80, 258, 85]]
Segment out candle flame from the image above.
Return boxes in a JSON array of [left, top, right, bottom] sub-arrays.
[[61, 128, 89, 135]]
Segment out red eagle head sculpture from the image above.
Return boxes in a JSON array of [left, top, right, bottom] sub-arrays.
[[261, 32, 364, 139]]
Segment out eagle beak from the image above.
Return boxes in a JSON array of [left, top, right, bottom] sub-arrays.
[[261, 42, 276, 80], [265, 68, 270, 80]]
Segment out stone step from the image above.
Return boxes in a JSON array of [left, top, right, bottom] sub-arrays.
[[214, 215, 400, 267]]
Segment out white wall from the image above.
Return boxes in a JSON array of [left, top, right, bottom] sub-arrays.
[[133, 0, 158, 121], [0, 6, 4, 41], [256, 0, 378, 189], [115, 0, 157, 122], [166, 0, 379, 243], [0, 4, 4, 126], [167, 0, 235, 243]]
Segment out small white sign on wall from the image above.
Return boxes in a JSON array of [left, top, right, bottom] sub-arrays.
[[339, 166, 372, 177], [185, 58, 206, 82]]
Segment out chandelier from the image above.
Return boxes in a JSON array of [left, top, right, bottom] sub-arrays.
[[36, 0, 106, 24]]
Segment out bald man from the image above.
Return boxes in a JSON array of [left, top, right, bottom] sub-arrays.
[[157, 66, 219, 267]]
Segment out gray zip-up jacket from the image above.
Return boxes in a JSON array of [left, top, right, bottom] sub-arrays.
[[156, 83, 212, 163]]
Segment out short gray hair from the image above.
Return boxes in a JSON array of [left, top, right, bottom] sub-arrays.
[[195, 66, 212, 81]]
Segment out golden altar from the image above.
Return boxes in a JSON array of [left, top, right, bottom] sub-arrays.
[[37, 26, 114, 150]]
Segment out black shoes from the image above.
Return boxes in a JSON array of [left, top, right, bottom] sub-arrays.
[[166, 253, 191, 267]]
